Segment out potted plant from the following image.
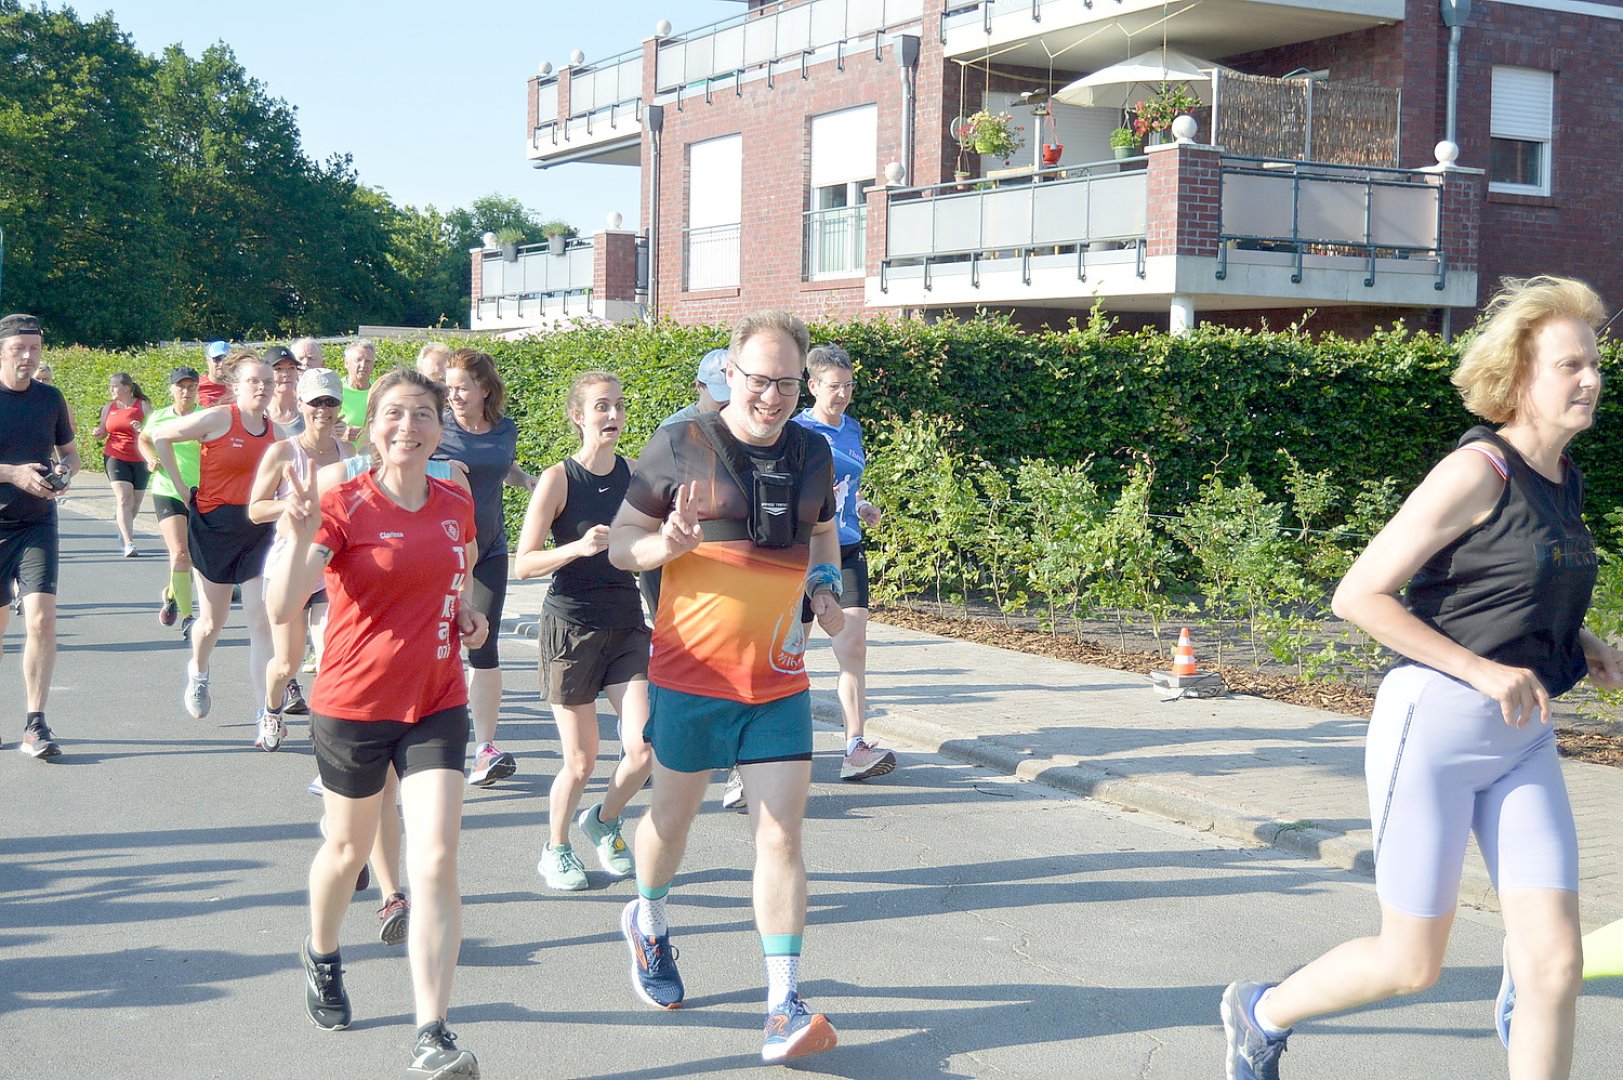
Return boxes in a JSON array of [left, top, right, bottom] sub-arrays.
[[954, 109, 1025, 161], [1041, 142, 1063, 166], [1109, 127, 1140, 160], [1131, 82, 1202, 145], [540, 220, 574, 256]]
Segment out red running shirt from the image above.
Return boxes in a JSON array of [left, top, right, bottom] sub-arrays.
[[310, 473, 477, 723], [195, 405, 274, 513], [102, 400, 146, 463], [197, 378, 230, 408]]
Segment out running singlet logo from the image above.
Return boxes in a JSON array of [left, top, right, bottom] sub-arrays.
[[768, 597, 808, 675]]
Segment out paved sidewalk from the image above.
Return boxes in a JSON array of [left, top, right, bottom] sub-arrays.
[[77, 469, 1623, 929], [503, 574, 1623, 931]]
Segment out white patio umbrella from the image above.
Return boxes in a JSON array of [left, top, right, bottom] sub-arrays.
[[1052, 47, 1228, 110]]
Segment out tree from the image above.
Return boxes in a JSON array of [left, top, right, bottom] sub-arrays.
[[0, 1, 175, 344]]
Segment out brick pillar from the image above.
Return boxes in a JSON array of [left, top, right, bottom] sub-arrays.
[[468, 247, 485, 326], [865, 182, 890, 282], [557, 66, 573, 129], [1433, 167, 1482, 273], [527, 76, 540, 141], [593, 231, 640, 302], [1145, 142, 1223, 258]]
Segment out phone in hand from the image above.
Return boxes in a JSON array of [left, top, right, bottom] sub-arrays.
[[42, 467, 70, 492]]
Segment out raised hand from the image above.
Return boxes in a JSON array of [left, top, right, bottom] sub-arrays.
[[578, 523, 612, 556], [660, 480, 703, 557], [279, 459, 321, 542]]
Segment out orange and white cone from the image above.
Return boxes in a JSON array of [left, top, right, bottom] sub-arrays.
[[1172, 628, 1197, 677]]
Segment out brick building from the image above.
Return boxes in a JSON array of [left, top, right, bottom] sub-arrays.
[[473, 0, 1623, 336]]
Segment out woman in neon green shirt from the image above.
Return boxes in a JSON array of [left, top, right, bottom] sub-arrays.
[[138, 367, 203, 635]]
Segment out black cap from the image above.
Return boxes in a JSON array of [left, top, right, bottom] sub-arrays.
[[170, 366, 200, 385], [264, 345, 298, 367], [0, 313, 42, 340]]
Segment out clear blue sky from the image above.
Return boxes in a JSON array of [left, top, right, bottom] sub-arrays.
[[92, 0, 741, 231]]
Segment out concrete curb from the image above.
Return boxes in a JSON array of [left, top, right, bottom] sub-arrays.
[[818, 691, 1623, 927]]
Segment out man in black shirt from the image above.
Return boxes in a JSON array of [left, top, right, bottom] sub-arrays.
[[0, 313, 79, 759]]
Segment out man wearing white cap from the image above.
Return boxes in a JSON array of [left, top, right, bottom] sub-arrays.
[[658, 348, 730, 429]]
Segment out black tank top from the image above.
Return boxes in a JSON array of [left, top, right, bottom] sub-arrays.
[[1404, 426, 1597, 697], [543, 455, 645, 629]]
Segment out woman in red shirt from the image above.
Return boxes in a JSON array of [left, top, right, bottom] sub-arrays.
[[267, 368, 487, 1078], [92, 372, 152, 558], [151, 350, 277, 729]]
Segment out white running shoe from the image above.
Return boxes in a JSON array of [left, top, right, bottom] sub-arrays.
[[255, 709, 288, 752], [183, 665, 212, 719], [721, 766, 746, 810]]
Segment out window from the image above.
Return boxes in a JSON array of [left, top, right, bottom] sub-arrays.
[[1490, 66, 1553, 196], [805, 105, 877, 279], [686, 134, 742, 290]]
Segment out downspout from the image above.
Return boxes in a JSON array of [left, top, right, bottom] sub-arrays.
[[897, 35, 920, 185], [1439, 1, 1471, 340], [645, 104, 664, 322]]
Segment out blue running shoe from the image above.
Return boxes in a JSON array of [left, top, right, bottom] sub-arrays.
[[620, 899, 683, 1009], [762, 994, 838, 1063], [1495, 939, 1515, 1049], [1220, 981, 1289, 1080]]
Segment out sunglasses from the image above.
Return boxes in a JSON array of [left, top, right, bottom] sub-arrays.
[[306, 397, 341, 408]]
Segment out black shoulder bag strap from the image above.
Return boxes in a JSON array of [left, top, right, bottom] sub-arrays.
[[692, 413, 812, 546]]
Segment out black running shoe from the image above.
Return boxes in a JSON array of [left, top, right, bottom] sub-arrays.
[[180, 614, 196, 640], [301, 937, 351, 1031], [283, 678, 309, 716], [407, 1020, 479, 1078], [355, 862, 371, 894], [378, 892, 410, 946]]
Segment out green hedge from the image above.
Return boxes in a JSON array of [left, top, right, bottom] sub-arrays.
[[41, 314, 1623, 546]]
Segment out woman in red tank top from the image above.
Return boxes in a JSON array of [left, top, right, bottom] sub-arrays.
[[151, 350, 278, 728], [92, 372, 151, 557]]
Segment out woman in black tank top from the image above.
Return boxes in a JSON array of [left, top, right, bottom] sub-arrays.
[[1220, 277, 1623, 1080], [515, 372, 653, 890]]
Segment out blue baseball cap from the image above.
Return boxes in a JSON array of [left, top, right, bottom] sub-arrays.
[[205, 340, 229, 359]]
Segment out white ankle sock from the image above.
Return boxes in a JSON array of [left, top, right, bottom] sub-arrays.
[[636, 893, 668, 938], [1253, 988, 1290, 1037], [765, 953, 800, 1006]]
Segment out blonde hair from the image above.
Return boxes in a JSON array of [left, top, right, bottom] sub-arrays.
[[1454, 276, 1607, 423], [728, 310, 809, 364], [565, 371, 621, 439], [446, 348, 506, 424]]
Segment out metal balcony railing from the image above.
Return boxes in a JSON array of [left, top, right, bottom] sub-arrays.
[[683, 223, 741, 291], [478, 239, 596, 310], [803, 205, 868, 279], [532, 47, 644, 152], [655, 0, 924, 94], [881, 159, 1149, 291], [1214, 157, 1445, 289]]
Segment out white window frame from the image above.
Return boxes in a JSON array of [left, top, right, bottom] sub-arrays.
[[1489, 66, 1553, 197]]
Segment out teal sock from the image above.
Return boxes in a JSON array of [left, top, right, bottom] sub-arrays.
[[762, 934, 803, 1007], [636, 882, 670, 937]]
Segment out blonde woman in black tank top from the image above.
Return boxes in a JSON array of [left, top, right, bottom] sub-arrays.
[[516, 372, 653, 891]]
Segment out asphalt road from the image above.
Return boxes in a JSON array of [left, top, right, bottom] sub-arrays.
[[6, 507, 1623, 1078]]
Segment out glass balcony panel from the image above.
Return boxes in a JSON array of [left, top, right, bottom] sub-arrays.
[[848, 0, 884, 35], [887, 201, 935, 259], [809, 1, 847, 48], [655, 42, 687, 90], [1370, 185, 1437, 249], [1296, 180, 1366, 246], [536, 82, 558, 121], [744, 15, 777, 66], [1222, 173, 1295, 239], [713, 25, 745, 71], [932, 194, 983, 252], [980, 187, 1033, 249]]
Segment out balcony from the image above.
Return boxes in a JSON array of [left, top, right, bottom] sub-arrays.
[[528, 47, 645, 168], [869, 142, 1480, 324], [804, 205, 868, 279], [470, 234, 648, 332], [940, 0, 1405, 70]]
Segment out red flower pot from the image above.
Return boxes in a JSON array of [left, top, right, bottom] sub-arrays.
[[1042, 143, 1063, 166]]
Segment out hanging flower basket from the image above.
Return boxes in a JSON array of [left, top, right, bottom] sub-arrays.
[[954, 109, 1026, 160]]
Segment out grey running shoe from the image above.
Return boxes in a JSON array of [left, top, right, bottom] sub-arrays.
[[19, 722, 61, 760], [378, 892, 410, 946], [721, 766, 746, 810], [183, 665, 211, 719], [301, 936, 351, 1031], [406, 1020, 479, 1078], [537, 842, 589, 891], [1221, 981, 1288, 1080], [179, 614, 196, 640], [283, 678, 309, 716], [840, 739, 897, 781], [577, 802, 634, 877]]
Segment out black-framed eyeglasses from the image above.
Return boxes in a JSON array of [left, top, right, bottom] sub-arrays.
[[734, 365, 805, 397], [306, 397, 340, 408]]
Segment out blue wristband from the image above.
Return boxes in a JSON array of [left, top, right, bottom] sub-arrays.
[[806, 562, 842, 599]]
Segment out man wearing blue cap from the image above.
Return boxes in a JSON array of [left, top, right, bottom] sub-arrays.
[[0, 314, 80, 760], [198, 341, 231, 407]]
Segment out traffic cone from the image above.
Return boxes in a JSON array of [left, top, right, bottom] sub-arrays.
[[1172, 627, 1197, 676]]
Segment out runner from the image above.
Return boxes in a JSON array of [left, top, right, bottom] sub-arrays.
[[416, 342, 452, 384], [266, 367, 484, 1078], [197, 341, 231, 407], [515, 371, 651, 890], [338, 340, 375, 446], [265, 346, 306, 439], [794, 344, 895, 782], [0, 313, 79, 760], [249, 367, 353, 750], [93, 372, 153, 558], [150, 350, 278, 731], [291, 337, 325, 371], [436, 348, 534, 788], [608, 311, 843, 1062], [137, 368, 203, 637], [1221, 276, 1623, 1080]]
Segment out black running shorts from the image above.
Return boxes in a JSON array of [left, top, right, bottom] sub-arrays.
[[311, 704, 471, 799]]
